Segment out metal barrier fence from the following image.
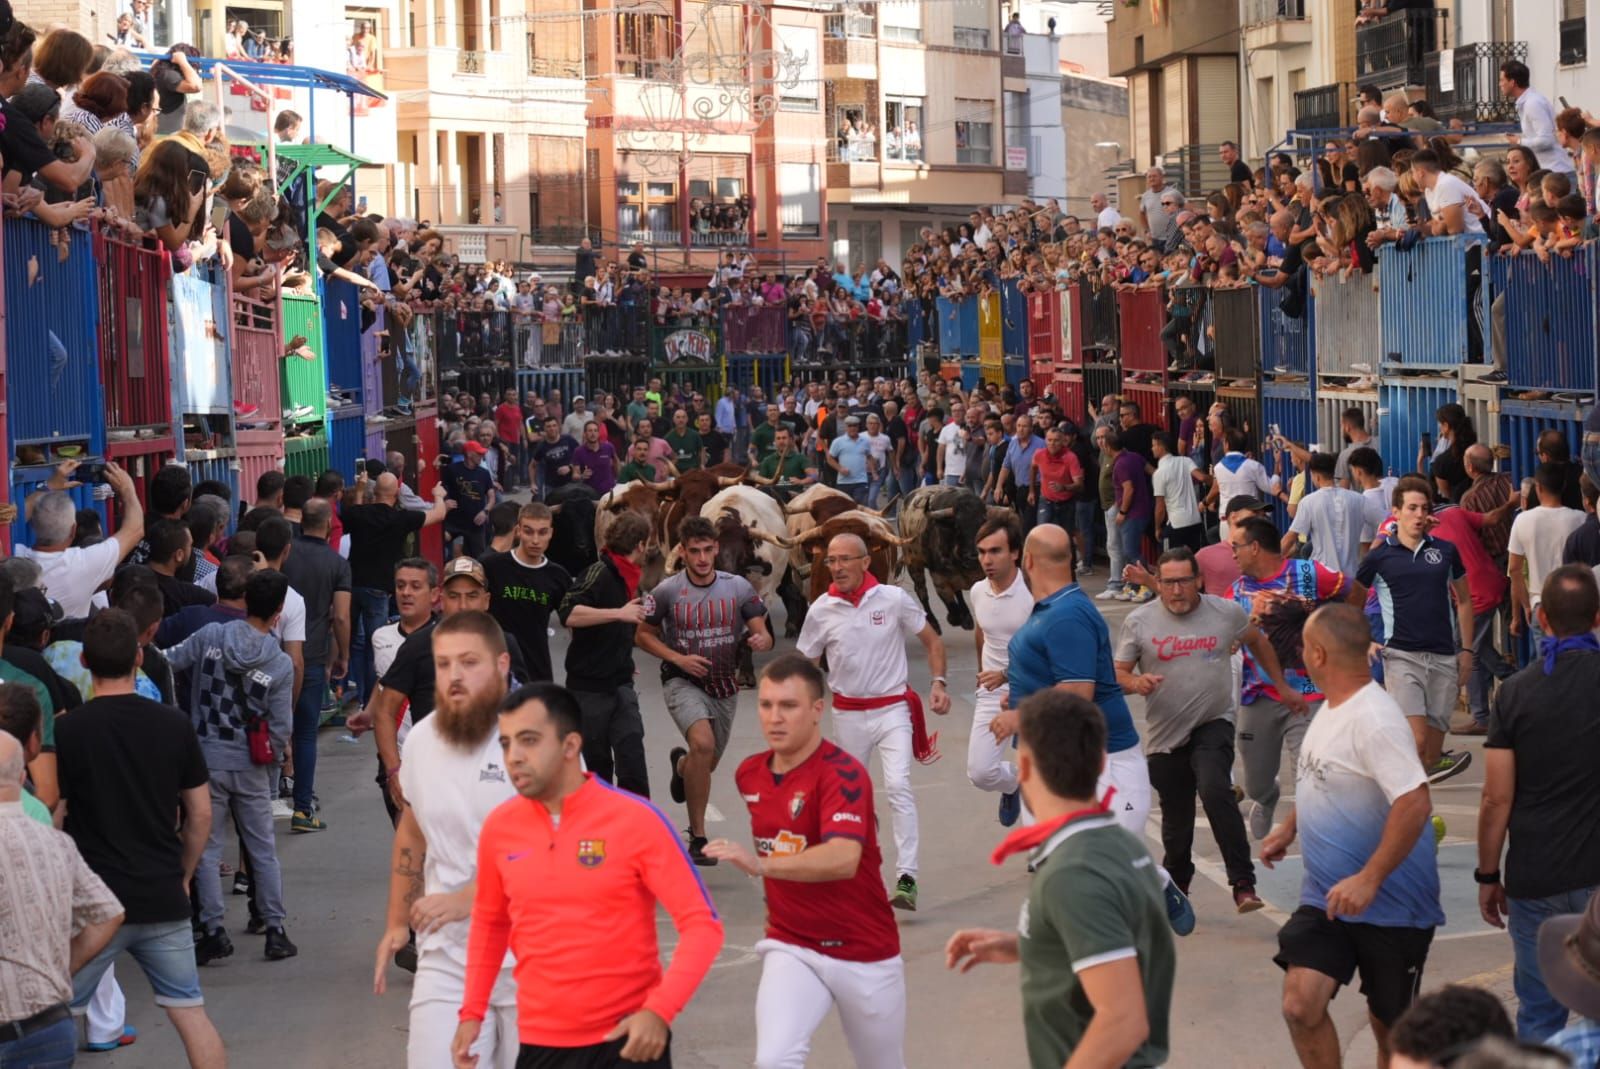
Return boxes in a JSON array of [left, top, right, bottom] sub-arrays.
[[96, 230, 172, 435], [170, 260, 234, 461], [281, 293, 327, 426], [1315, 386, 1380, 459], [1379, 236, 1489, 371], [1000, 280, 1028, 358], [1262, 380, 1315, 529], [1313, 271, 1383, 378], [1500, 397, 1587, 485], [1492, 248, 1598, 393], [232, 289, 283, 439], [1378, 378, 1460, 477], [723, 305, 786, 354], [1260, 287, 1315, 378], [1211, 286, 1258, 381], [1116, 287, 1166, 373], [5, 219, 104, 451]]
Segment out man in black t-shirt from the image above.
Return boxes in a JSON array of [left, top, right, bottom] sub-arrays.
[[443, 442, 497, 558], [696, 411, 729, 467], [528, 416, 579, 497], [1220, 140, 1253, 187], [481, 503, 571, 683], [369, 556, 530, 811], [56, 609, 227, 1056], [343, 471, 449, 706]]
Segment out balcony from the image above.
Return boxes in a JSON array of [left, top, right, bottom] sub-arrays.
[[1293, 82, 1351, 131], [827, 142, 880, 192], [1422, 41, 1527, 123], [823, 35, 877, 80], [1242, 0, 1312, 51], [1356, 7, 1446, 91], [1164, 144, 1232, 199]]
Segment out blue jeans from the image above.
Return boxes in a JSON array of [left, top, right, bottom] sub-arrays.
[[1583, 439, 1600, 493], [842, 481, 869, 504], [292, 662, 327, 813], [1510, 887, 1599, 1041], [1076, 500, 1098, 565], [1037, 498, 1069, 527], [351, 587, 392, 706], [1103, 505, 1126, 590], [72, 919, 205, 1010], [1468, 599, 1514, 724], [0, 1015, 76, 1068], [1117, 513, 1149, 576]]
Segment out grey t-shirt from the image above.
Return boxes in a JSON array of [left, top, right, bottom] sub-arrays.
[[280, 535, 353, 665], [645, 569, 767, 700], [1116, 596, 1248, 755], [1334, 435, 1380, 485], [1289, 486, 1372, 577]]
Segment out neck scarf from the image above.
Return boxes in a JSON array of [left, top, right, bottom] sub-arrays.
[[827, 570, 879, 607], [606, 550, 642, 599], [990, 799, 1112, 866], [1540, 632, 1600, 675]]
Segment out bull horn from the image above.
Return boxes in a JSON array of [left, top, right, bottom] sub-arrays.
[[784, 503, 811, 515], [748, 528, 796, 549], [928, 507, 956, 519], [884, 532, 917, 547], [548, 503, 563, 514], [791, 524, 823, 544], [718, 475, 742, 487]]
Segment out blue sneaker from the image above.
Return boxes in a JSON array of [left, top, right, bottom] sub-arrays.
[[1164, 880, 1196, 937], [998, 789, 1021, 827]]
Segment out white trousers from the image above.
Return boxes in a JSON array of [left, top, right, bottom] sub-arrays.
[[408, 951, 517, 1069], [832, 703, 918, 878], [753, 939, 906, 1069], [967, 689, 1018, 795], [1099, 746, 1170, 887], [86, 967, 125, 1045]]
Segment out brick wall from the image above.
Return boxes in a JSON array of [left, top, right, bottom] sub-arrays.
[[14, 0, 120, 41]]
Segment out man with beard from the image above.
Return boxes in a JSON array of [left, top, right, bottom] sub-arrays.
[[454, 682, 724, 1069], [374, 611, 518, 1069], [369, 557, 530, 813]]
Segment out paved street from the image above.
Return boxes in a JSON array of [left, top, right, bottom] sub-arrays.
[[99, 569, 1518, 1069]]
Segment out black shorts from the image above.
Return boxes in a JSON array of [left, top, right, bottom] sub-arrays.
[[1273, 905, 1434, 1026], [516, 1037, 671, 1069]]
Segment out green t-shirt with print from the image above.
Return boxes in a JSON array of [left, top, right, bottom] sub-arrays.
[[664, 428, 704, 471]]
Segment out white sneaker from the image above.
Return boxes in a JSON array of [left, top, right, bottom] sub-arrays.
[[1246, 800, 1273, 840], [1095, 588, 1122, 601]]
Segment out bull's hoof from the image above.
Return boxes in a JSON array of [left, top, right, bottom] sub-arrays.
[[784, 623, 800, 639], [737, 673, 757, 690]]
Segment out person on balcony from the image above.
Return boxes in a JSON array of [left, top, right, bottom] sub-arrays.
[[1502, 59, 1576, 177]]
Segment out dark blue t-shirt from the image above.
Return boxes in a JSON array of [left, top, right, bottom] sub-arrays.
[[444, 462, 495, 531], [532, 435, 580, 489], [1007, 584, 1140, 753]]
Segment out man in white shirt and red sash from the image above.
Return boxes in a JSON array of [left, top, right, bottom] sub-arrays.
[[797, 533, 950, 910]]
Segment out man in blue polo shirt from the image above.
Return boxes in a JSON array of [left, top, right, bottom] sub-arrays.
[[996, 414, 1045, 534], [1357, 476, 1475, 839], [1000, 523, 1195, 935]]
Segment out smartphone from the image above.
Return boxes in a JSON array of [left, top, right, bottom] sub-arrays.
[[1561, 96, 1571, 109], [1268, 422, 1282, 441], [77, 459, 106, 482], [355, 457, 366, 477], [357, 196, 369, 214], [1420, 432, 1432, 454], [209, 197, 227, 234]]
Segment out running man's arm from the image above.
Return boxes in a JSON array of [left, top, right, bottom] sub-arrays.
[[1069, 958, 1152, 1068], [916, 622, 950, 713], [636, 807, 725, 1026], [1240, 622, 1307, 716], [1476, 747, 1514, 928], [374, 804, 427, 994]]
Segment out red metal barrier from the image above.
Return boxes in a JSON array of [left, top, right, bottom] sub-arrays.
[[1061, 285, 1084, 369], [415, 405, 443, 568], [1030, 358, 1055, 400], [96, 228, 173, 437], [1121, 381, 1170, 432], [235, 442, 283, 518], [233, 288, 284, 446], [723, 304, 786, 354], [1051, 373, 1086, 426], [1115, 287, 1167, 374], [105, 444, 177, 533], [1028, 290, 1061, 362]]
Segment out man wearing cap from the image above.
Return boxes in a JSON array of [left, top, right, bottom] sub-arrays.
[[828, 415, 874, 505], [1477, 564, 1600, 1041], [562, 395, 591, 441], [442, 440, 497, 559], [370, 555, 531, 812]]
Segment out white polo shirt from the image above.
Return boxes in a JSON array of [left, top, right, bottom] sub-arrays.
[[18, 540, 122, 618], [969, 569, 1034, 675], [797, 581, 926, 699]]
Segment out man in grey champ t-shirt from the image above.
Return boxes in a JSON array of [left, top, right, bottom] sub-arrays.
[[1113, 549, 1302, 914]]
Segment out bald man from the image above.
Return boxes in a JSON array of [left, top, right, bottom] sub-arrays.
[[385, 452, 433, 512], [1263, 604, 1441, 1067], [1004, 524, 1195, 935], [343, 469, 450, 708], [796, 533, 950, 911]]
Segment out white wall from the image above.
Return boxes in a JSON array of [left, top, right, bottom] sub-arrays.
[[1025, 33, 1068, 199], [1455, 1, 1600, 122]]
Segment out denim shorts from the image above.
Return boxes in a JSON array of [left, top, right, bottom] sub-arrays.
[[71, 919, 205, 1009]]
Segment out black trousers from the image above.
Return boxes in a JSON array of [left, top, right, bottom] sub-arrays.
[[516, 1037, 670, 1069], [1145, 717, 1255, 890], [1163, 521, 1206, 554], [573, 685, 650, 798]]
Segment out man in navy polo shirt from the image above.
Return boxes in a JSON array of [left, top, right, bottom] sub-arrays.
[[996, 414, 1045, 534], [1357, 476, 1475, 839], [1000, 523, 1195, 935]]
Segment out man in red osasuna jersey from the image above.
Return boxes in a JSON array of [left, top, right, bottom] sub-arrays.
[[706, 654, 907, 1069], [452, 682, 724, 1069]]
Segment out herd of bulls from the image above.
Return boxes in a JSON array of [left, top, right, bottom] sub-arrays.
[[540, 470, 1008, 685]]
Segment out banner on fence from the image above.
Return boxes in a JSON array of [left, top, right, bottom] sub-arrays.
[[661, 328, 716, 364], [172, 274, 230, 412]]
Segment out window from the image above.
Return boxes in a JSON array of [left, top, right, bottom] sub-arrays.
[[687, 156, 750, 244], [777, 26, 819, 111], [825, 2, 875, 38], [617, 172, 677, 240], [881, 2, 921, 42], [779, 163, 821, 236], [833, 104, 876, 161], [1562, 0, 1587, 65], [884, 96, 923, 161], [953, 0, 990, 49], [954, 99, 993, 164], [616, 12, 674, 79], [847, 220, 882, 268], [1004, 90, 1026, 170]]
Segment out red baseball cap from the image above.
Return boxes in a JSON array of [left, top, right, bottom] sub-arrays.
[[463, 440, 488, 456]]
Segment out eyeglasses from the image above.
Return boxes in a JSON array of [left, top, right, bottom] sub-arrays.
[[1157, 576, 1198, 588], [822, 555, 868, 567]]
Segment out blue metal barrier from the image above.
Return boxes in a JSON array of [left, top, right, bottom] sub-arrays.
[[516, 369, 587, 406], [185, 457, 239, 510], [958, 296, 980, 357], [1004, 358, 1027, 387], [1210, 286, 1260, 381], [1260, 287, 1315, 377], [936, 298, 960, 355], [9, 478, 103, 549], [960, 362, 983, 392], [1312, 272, 1382, 378], [1500, 397, 1587, 485], [5, 219, 103, 448], [1492, 248, 1598, 393], [1263, 380, 1316, 530], [1378, 378, 1460, 476], [906, 299, 927, 353], [725, 355, 788, 394], [328, 408, 366, 481], [323, 277, 366, 403], [1379, 236, 1489, 371], [1000, 280, 1028, 358]]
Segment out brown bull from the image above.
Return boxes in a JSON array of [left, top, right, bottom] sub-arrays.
[[594, 481, 669, 590], [660, 467, 744, 549], [896, 485, 1011, 633], [790, 511, 912, 602]]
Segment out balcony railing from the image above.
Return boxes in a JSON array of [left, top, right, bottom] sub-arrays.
[[1561, 17, 1587, 66], [1293, 82, 1350, 131], [953, 27, 991, 49], [830, 139, 879, 163], [1422, 41, 1526, 123], [825, 11, 875, 38], [1356, 7, 1446, 91], [457, 49, 484, 74], [1244, 0, 1306, 22], [1165, 144, 1233, 199]]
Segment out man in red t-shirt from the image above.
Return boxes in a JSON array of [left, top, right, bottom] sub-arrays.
[[706, 654, 906, 1069], [494, 388, 528, 489], [1028, 425, 1084, 530]]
